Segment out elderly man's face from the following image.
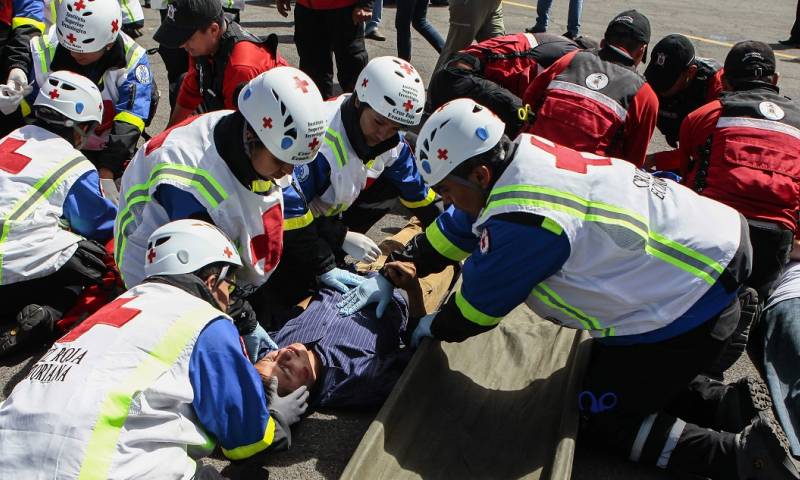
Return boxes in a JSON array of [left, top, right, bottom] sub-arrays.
[[255, 343, 316, 395]]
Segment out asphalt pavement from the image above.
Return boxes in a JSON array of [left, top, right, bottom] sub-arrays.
[[2, 0, 800, 478]]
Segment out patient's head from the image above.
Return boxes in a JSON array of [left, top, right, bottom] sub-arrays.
[[255, 343, 318, 395]]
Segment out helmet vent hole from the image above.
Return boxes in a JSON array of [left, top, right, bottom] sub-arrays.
[[472, 105, 483, 113], [269, 88, 279, 102], [440, 119, 451, 128], [279, 100, 287, 116], [383, 96, 396, 106], [154, 237, 170, 246], [83, 11, 93, 17], [423, 139, 430, 150], [429, 128, 438, 141], [48, 78, 59, 87], [284, 114, 293, 127], [83, 37, 95, 44], [393, 71, 405, 79], [284, 128, 297, 140], [414, 78, 421, 83], [62, 84, 76, 91]]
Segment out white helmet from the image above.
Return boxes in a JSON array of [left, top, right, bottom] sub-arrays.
[[416, 98, 505, 186], [355, 56, 425, 127], [238, 66, 328, 166], [144, 219, 243, 279], [56, 0, 121, 53], [34, 70, 103, 125]]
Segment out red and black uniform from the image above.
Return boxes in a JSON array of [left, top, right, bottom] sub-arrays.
[[428, 32, 577, 136], [522, 46, 659, 167], [656, 58, 723, 147], [657, 85, 800, 299], [177, 20, 287, 113], [293, 0, 372, 100]]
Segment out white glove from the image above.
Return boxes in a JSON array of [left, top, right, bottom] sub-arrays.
[[0, 85, 23, 115], [342, 231, 381, 263], [6, 68, 28, 92], [99, 179, 120, 206]]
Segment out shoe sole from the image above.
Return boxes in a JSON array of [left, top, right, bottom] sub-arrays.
[[743, 377, 774, 414], [760, 412, 800, 478]]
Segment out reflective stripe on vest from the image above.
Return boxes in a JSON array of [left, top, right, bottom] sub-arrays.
[[455, 290, 502, 326], [399, 187, 437, 209], [0, 154, 89, 284], [547, 80, 628, 121], [35, 35, 55, 76], [283, 209, 314, 231], [425, 220, 470, 262], [716, 116, 800, 141], [531, 283, 615, 336], [11, 16, 45, 32], [482, 184, 726, 285], [76, 303, 221, 480], [323, 128, 348, 169], [114, 164, 228, 277]]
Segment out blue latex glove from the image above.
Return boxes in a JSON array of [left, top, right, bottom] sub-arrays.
[[319, 267, 366, 294], [337, 274, 394, 317], [411, 313, 435, 348], [242, 323, 279, 364]]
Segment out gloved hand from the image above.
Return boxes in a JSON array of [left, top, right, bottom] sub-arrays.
[[337, 274, 393, 317], [411, 313, 435, 348], [64, 240, 109, 285], [6, 68, 28, 92], [267, 377, 309, 427], [0, 85, 23, 115], [242, 323, 278, 364], [319, 267, 365, 294], [341, 231, 381, 263]]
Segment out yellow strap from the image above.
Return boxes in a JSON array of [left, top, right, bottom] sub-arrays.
[[284, 209, 314, 231], [221, 417, 276, 460], [113, 111, 145, 132], [425, 221, 470, 262], [399, 188, 437, 209], [11, 17, 45, 32], [20, 99, 31, 118], [455, 289, 503, 326]]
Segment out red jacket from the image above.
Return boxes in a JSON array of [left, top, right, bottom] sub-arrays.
[[461, 33, 542, 97], [178, 39, 287, 112], [522, 48, 658, 167]]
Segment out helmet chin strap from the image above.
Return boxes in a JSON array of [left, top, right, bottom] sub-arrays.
[[444, 173, 490, 195]]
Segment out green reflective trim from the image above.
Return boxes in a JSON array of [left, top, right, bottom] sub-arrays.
[[222, 417, 276, 460], [77, 304, 219, 479], [425, 221, 469, 262], [284, 209, 314, 231], [114, 164, 229, 277], [323, 203, 346, 217], [323, 128, 347, 169], [541, 217, 563, 235], [399, 188, 437, 209], [532, 283, 614, 336], [35, 36, 52, 75], [0, 155, 89, 284], [483, 184, 724, 285], [455, 290, 503, 326], [123, 40, 144, 69], [120, 0, 136, 30]]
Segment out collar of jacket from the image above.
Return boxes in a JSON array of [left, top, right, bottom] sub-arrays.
[[52, 36, 127, 84], [214, 111, 276, 194], [145, 273, 222, 311], [598, 44, 637, 68], [340, 94, 401, 163]]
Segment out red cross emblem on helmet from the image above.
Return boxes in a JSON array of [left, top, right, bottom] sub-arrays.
[[294, 76, 310, 93], [309, 137, 320, 150], [66, 33, 77, 44], [49, 89, 60, 100], [437, 148, 448, 160], [403, 100, 414, 112], [400, 63, 415, 75], [111, 19, 119, 33], [74, 0, 86, 11], [262, 117, 273, 129], [147, 248, 157, 263], [223, 247, 234, 258]]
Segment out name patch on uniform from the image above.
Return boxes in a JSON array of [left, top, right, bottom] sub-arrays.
[[759, 101, 785, 121], [479, 228, 490, 254], [135, 64, 151, 85], [585, 73, 609, 91]]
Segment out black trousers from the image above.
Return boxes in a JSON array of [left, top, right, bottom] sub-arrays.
[[0, 264, 85, 325], [158, 9, 190, 112], [580, 298, 743, 478], [746, 219, 793, 302], [294, 4, 368, 99]]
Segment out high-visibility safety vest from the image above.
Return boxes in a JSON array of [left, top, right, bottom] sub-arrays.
[[309, 94, 428, 217], [115, 111, 284, 289], [0, 282, 227, 479], [26, 26, 149, 142], [0, 125, 94, 285], [472, 134, 745, 337], [532, 50, 646, 158], [686, 88, 800, 233]]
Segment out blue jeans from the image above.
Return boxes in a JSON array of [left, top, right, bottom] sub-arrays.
[[365, 0, 382, 35], [762, 297, 800, 457], [396, 0, 445, 61], [534, 0, 582, 36]]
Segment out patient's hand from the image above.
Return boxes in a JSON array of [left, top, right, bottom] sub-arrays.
[[384, 261, 418, 290]]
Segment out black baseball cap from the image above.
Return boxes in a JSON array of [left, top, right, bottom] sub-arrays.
[[605, 10, 651, 44], [724, 40, 776, 82], [644, 34, 696, 93], [154, 0, 223, 48]]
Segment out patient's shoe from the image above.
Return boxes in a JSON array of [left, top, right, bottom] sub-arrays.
[[716, 377, 773, 433], [16, 304, 58, 332], [736, 412, 800, 480]]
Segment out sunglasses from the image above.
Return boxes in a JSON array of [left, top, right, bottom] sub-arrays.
[[214, 265, 239, 295]]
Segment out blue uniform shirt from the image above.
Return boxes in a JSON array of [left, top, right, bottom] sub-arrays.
[[62, 170, 117, 242]]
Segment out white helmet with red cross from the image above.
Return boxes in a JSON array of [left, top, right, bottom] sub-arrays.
[[34, 70, 103, 125], [144, 219, 242, 279], [416, 98, 505, 186], [56, 0, 122, 53], [238, 66, 328, 166], [355, 56, 426, 127]]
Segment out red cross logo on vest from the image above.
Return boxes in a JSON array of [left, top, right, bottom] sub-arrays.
[[223, 247, 234, 258], [111, 19, 119, 33], [262, 117, 272, 129], [529, 136, 611, 174], [437, 148, 448, 160], [294, 76, 309, 93], [66, 33, 77, 44], [49, 89, 60, 100], [400, 63, 415, 75], [147, 248, 156, 264], [74, 0, 86, 11], [362, 78, 369, 88], [309, 137, 320, 150], [403, 100, 414, 112]]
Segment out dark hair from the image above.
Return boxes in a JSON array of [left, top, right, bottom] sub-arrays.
[[450, 135, 513, 184], [604, 31, 646, 55], [193, 262, 226, 283], [201, 13, 225, 32]]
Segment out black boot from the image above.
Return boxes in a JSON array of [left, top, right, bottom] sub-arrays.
[[716, 377, 774, 433], [16, 304, 59, 332], [737, 412, 800, 480]]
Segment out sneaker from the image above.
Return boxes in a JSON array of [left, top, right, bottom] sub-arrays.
[[736, 412, 800, 480], [365, 29, 386, 41], [715, 377, 774, 433], [16, 304, 58, 332]]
